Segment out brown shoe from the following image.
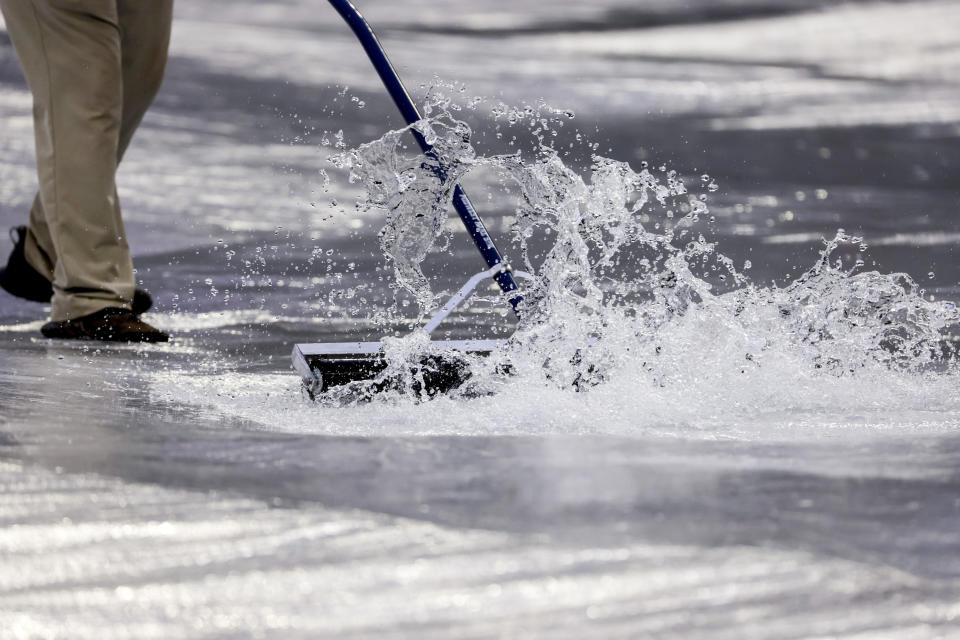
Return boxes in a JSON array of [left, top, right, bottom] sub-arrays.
[[41, 307, 169, 343]]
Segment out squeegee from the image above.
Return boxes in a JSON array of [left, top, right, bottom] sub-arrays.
[[293, 0, 528, 398]]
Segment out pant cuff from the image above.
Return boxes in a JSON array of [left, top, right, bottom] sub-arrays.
[[51, 293, 131, 322]]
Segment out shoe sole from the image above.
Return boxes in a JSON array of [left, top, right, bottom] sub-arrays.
[[40, 331, 170, 343]]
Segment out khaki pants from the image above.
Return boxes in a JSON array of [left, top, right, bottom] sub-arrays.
[[0, 0, 173, 320]]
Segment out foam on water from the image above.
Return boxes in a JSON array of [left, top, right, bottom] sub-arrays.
[[151, 95, 960, 437]]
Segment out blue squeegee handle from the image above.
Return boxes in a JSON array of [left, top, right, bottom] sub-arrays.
[[327, 0, 522, 312]]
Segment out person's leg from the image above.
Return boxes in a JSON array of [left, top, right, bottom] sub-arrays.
[[0, 0, 133, 321], [20, 0, 174, 276], [5, 0, 172, 314], [116, 0, 173, 162]]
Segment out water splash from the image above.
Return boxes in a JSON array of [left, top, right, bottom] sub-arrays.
[[322, 95, 959, 404]]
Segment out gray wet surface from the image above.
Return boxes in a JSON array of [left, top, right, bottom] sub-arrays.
[[3, 345, 960, 638], [2, 1, 960, 637]]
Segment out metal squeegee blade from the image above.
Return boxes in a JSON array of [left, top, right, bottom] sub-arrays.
[[292, 339, 504, 398]]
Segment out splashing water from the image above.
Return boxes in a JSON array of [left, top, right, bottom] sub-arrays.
[[324, 96, 959, 406]]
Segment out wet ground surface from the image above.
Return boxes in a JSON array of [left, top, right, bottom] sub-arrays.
[[1, 1, 960, 637], [3, 343, 960, 638]]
